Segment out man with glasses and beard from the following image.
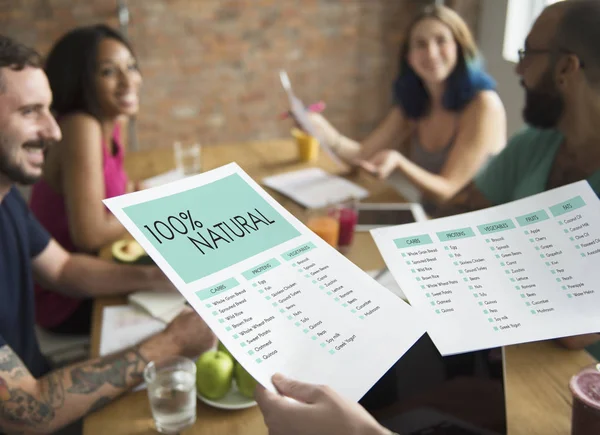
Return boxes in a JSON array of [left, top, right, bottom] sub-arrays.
[[0, 36, 215, 434], [254, 2, 600, 435], [436, 0, 600, 351]]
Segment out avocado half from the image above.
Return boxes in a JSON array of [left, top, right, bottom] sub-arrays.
[[111, 240, 154, 265]]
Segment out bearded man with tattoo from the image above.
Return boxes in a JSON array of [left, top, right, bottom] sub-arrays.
[[0, 35, 215, 434], [437, 0, 600, 351]]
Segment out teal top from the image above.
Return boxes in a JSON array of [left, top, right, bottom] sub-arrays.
[[476, 127, 600, 360], [475, 127, 600, 203]]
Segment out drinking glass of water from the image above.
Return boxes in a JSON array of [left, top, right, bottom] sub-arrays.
[[143, 356, 197, 434], [173, 141, 202, 176]]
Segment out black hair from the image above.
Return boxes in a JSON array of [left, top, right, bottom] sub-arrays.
[[45, 24, 137, 118], [0, 34, 42, 92]]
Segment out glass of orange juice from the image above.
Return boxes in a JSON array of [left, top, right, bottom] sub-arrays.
[[306, 207, 340, 248]]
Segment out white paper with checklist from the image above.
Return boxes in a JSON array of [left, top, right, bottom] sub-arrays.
[[372, 181, 600, 356], [104, 163, 424, 401]]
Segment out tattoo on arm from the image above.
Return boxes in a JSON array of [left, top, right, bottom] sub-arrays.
[[0, 348, 28, 383], [40, 370, 65, 409], [0, 376, 54, 427], [0, 347, 58, 430], [0, 350, 21, 373], [435, 182, 492, 218], [0, 345, 147, 432], [67, 348, 147, 395]]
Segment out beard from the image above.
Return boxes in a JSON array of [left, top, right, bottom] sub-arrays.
[[522, 69, 565, 129], [0, 136, 49, 185]]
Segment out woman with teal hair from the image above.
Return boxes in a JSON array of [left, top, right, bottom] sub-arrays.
[[307, 5, 506, 213]]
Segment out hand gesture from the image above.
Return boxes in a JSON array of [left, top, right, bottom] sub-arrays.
[[358, 149, 402, 179], [165, 309, 217, 358], [255, 374, 390, 435]]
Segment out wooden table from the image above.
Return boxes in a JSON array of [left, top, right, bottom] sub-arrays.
[[504, 341, 596, 434], [84, 139, 597, 435]]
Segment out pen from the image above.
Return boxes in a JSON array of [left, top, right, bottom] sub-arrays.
[[279, 101, 326, 119]]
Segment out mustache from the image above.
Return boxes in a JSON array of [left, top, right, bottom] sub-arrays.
[[22, 139, 55, 150]]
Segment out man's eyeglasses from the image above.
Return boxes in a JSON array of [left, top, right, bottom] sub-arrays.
[[517, 48, 585, 68]]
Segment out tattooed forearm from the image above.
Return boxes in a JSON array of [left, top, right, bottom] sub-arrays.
[[0, 348, 23, 378], [435, 182, 492, 218], [67, 348, 147, 395], [0, 347, 61, 431], [0, 376, 54, 428], [0, 344, 150, 433], [9, 369, 26, 381], [40, 370, 65, 409]]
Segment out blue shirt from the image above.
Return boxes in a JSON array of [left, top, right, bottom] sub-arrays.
[[0, 187, 51, 378]]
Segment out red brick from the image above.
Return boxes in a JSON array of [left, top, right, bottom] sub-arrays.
[[0, 0, 481, 150]]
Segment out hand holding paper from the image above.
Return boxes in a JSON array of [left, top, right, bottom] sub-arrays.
[[255, 373, 389, 435], [279, 70, 345, 167]]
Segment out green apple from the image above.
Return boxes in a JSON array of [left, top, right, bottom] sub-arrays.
[[234, 362, 258, 398], [217, 341, 234, 361], [196, 350, 234, 400]]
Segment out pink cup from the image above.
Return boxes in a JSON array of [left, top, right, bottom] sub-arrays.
[[570, 364, 600, 435], [335, 205, 358, 254]]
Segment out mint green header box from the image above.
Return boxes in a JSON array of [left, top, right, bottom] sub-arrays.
[[436, 227, 475, 242], [549, 196, 586, 217], [515, 209, 550, 227], [196, 277, 239, 301], [394, 234, 433, 249], [477, 219, 516, 235], [242, 258, 281, 280], [124, 174, 301, 283], [281, 242, 317, 261]]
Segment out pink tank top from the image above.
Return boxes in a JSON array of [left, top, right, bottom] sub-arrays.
[[30, 123, 127, 329]]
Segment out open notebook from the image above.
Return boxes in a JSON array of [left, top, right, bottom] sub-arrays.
[[99, 305, 165, 357], [127, 291, 187, 324], [263, 168, 368, 209]]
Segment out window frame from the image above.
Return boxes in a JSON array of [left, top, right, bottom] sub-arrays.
[[503, 0, 564, 63]]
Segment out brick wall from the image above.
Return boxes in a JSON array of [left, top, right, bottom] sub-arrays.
[[1, 0, 481, 150]]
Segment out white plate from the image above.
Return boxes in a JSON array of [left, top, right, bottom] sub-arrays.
[[196, 381, 257, 410]]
